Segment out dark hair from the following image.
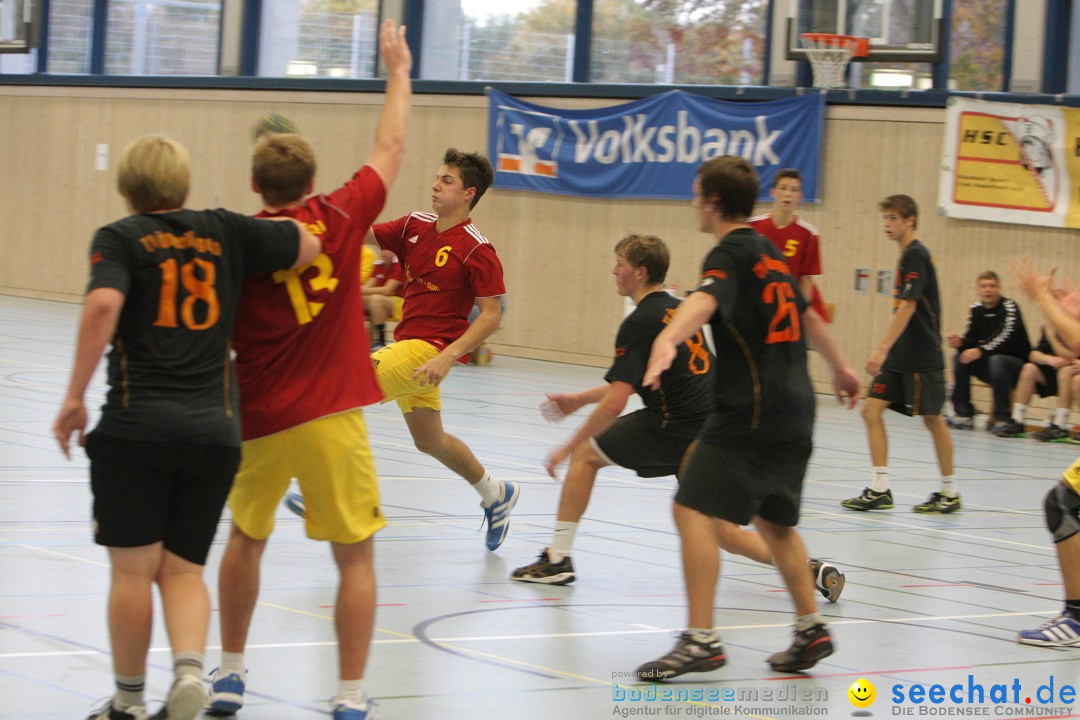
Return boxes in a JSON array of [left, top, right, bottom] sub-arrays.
[[879, 194, 919, 229], [443, 148, 494, 209], [978, 270, 1000, 283], [614, 234, 669, 286], [697, 156, 758, 220], [772, 168, 802, 189], [252, 134, 316, 206]]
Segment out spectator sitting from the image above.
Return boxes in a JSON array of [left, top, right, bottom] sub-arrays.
[[993, 325, 1080, 440], [948, 271, 1031, 429]]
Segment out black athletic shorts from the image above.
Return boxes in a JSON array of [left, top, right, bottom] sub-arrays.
[[1036, 363, 1060, 398], [869, 369, 946, 417], [86, 430, 240, 565], [593, 409, 701, 478], [674, 437, 812, 527]]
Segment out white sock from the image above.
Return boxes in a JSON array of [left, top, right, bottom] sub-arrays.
[[1055, 407, 1070, 428], [114, 674, 145, 709], [940, 475, 957, 497], [472, 471, 501, 506], [687, 627, 718, 643], [337, 679, 367, 706], [870, 467, 889, 493], [1013, 403, 1027, 423], [173, 652, 203, 680], [549, 521, 577, 561], [219, 651, 244, 675], [795, 613, 825, 631]]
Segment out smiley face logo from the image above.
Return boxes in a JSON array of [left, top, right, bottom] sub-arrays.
[[848, 678, 876, 708]]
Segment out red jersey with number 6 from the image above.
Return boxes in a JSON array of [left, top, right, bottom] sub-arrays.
[[373, 212, 505, 354], [232, 165, 386, 441]]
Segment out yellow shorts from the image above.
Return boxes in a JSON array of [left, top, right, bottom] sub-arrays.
[[372, 339, 444, 414], [390, 296, 404, 321], [229, 409, 385, 544], [1065, 456, 1080, 495]]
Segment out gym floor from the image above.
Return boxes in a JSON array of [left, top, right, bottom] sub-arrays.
[[3, 294, 1080, 719]]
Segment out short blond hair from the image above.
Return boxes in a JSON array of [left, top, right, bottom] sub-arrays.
[[117, 134, 190, 213], [252, 133, 316, 207]]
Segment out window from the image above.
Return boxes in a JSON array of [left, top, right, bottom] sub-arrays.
[[105, 0, 222, 75], [591, 0, 766, 85], [47, 0, 92, 73], [948, 0, 1006, 91], [259, 0, 378, 78]]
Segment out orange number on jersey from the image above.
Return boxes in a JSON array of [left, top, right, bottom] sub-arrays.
[[762, 281, 801, 344], [435, 245, 452, 267], [783, 238, 799, 257], [684, 330, 710, 375], [153, 258, 220, 330], [273, 253, 339, 325]]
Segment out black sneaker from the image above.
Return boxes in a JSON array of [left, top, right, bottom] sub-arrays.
[[87, 702, 148, 720], [767, 623, 833, 672], [635, 632, 726, 681], [913, 491, 961, 514], [1033, 424, 1070, 442], [949, 416, 974, 430], [808, 559, 845, 603], [991, 420, 1026, 438], [840, 487, 894, 511], [511, 549, 576, 585]]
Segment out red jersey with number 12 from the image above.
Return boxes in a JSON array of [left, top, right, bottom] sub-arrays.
[[232, 166, 386, 441], [373, 212, 505, 354]]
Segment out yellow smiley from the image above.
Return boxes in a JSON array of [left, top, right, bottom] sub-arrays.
[[848, 678, 876, 708]]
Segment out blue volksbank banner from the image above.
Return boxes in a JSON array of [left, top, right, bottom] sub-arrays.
[[487, 89, 825, 201]]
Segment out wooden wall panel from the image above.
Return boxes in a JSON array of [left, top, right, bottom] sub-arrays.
[[2, 88, 1078, 417]]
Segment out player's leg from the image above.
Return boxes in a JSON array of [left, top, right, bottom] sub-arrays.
[[987, 354, 1024, 426], [950, 353, 977, 425], [994, 362, 1041, 437], [330, 539, 379, 719], [842, 392, 894, 510], [1018, 478, 1080, 646], [512, 441, 605, 584], [914, 414, 960, 513]]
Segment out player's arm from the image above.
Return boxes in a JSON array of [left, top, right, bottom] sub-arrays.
[[798, 276, 816, 306], [262, 216, 319, 267], [644, 291, 716, 390], [53, 288, 124, 459], [543, 385, 609, 420], [545, 381, 633, 479], [364, 20, 412, 188], [803, 307, 860, 408], [1045, 329, 1076, 362], [412, 295, 502, 387], [1013, 257, 1080, 355], [865, 298, 916, 375], [365, 277, 401, 297]]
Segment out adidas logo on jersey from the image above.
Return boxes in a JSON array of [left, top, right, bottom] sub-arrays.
[[407, 235, 419, 244]]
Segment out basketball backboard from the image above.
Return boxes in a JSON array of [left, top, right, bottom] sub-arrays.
[[787, 0, 944, 62]]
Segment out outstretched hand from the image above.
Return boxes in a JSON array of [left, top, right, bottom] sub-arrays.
[[379, 19, 412, 76]]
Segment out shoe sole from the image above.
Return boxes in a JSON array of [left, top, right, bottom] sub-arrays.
[[913, 505, 961, 514], [485, 483, 520, 551], [1017, 634, 1080, 647], [767, 642, 833, 672], [840, 501, 894, 511], [511, 572, 575, 585], [635, 655, 726, 681], [818, 567, 845, 603], [158, 680, 205, 720], [206, 695, 243, 717]]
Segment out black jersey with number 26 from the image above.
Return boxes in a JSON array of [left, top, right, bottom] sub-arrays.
[[694, 228, 815, 444]]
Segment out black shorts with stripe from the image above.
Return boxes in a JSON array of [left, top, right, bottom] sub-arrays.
[[593, 409, 703, 478], [869, 369, 946, 417]]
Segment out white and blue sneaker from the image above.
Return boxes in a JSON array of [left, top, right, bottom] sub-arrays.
[[283, 491, 306, 518], [1018, 614, 1080, 647], [332, 695, 383, 720], [206, 668, 246, 716], [482, 481, 520, 551]]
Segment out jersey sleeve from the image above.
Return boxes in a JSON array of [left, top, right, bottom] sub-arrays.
[[603, 315, 648, 388], [224, 213, 302, 276], [463, 242, 506, 298], [86, 227, 134, 295], [694, 247, 738, 323], [372, 215, 409, 260], [322, 166, 388, 236], [896, 248, 929, 302]]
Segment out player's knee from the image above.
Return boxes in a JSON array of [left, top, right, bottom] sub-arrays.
[[1045, 484, 1080, 543]]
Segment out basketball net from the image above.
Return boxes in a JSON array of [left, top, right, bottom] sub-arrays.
[[800, 34, 867, 89]]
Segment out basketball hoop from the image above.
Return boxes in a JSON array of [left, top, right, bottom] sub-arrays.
[[800, 33, 869, 89]]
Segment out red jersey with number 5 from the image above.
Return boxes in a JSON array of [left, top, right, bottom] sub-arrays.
[[232, 165, 386, 441], [748, 213, 825, 319], [373, 212, 505, 353]]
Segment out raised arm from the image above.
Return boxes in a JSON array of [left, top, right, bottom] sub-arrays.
[[365, 20, 412, 187]]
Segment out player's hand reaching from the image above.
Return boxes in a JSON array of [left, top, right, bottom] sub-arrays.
[[540, 393, 582, 423], [545, 445, 571, 480], [412, 352, 454, 387], [865, 348, 886, 376], [833, 365, 861, 409], [644, 340, 676, 390], [379, 19, 412, 77]]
